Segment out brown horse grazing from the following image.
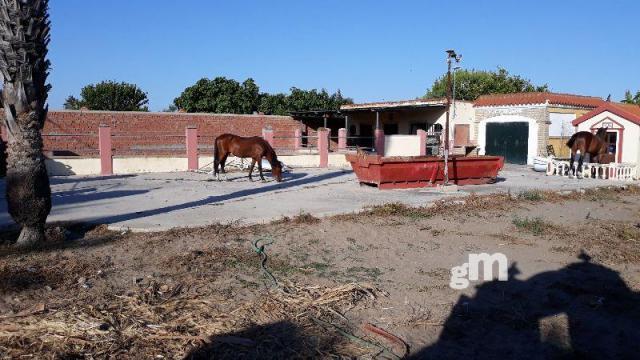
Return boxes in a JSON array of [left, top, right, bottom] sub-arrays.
[[566, 127, 608, 176], [214, 134, 283, 182]]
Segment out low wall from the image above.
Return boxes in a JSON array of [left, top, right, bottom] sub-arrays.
[[43, 110, 301, 156], [384, 135, 421, 156], [45, 154, 351, 176]]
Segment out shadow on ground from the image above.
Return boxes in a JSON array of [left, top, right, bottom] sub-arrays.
[[409, 252, 640, 359], [79, 170, 350, 225], [183, 320, 341, 360]]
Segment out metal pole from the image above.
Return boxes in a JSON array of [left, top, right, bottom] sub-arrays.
[[444, 55, 452, 185], [452, 69, 457, 120], [375, 111, 380, 129]]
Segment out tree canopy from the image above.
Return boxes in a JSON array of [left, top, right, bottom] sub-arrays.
[[64, 81, 149, 111], [173, 77, 352, 115], [621, 90, 640, 105], [424, 68, 549, 101]]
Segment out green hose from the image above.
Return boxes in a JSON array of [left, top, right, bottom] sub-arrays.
[[251, 236, 401, 359], [251, 237, 279, 288]]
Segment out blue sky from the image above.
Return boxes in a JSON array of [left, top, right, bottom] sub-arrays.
[[49, 0, 639, 111]]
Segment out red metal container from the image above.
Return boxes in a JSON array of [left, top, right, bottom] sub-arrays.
[[345, 154, 504, 189]]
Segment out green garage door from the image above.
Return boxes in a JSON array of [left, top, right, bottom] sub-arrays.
[[485, 122, 529, 165]]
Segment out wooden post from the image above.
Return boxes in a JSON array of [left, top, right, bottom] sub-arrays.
[[318, 128, 329, 168], [262, 127, 274, 147], [98, 124, 113, 176], [338, 128, 347, 150], [374, 128, 385, 156], [417, 129, 427, 156], [186, 125, 198, 171], [294, 128, 302, 150]]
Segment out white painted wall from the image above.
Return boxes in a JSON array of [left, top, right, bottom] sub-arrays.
[[384, 135, 421, 156], [575, 111, 640, 167], [434, 101, 476, 142], [45, 154, 351, 176], [549, 113, 576, 137], [477, 115, 539, 165]]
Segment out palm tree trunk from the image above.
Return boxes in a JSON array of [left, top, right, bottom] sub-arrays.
[[0, 0, 52, 246]]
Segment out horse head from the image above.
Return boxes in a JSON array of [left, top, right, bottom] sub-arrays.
[[595, 127, 608, 139], [271, 160, 283, 182]]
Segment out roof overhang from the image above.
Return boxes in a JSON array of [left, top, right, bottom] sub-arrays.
[[340, 98, 446, 112], [573, 103, 640, 126]]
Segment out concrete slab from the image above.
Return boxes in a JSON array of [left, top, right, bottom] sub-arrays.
[[0, 165, 636, 232]]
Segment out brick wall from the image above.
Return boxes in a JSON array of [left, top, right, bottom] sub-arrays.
[[42, 110, 302, 156]]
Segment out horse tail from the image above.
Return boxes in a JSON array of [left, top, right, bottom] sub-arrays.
[[214, 136, 220, 161], [566, 133, 578, 148], [213, 135, 221, 175]]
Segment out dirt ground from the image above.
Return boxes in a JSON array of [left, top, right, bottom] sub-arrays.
[[0, 186, 639, 359]]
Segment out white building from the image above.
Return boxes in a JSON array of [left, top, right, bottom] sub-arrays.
[[573, 102, 640, 166]]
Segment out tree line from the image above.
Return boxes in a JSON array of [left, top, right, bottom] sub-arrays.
[[64, 78, 354, 115]]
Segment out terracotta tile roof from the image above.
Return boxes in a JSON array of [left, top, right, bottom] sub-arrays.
[[573, 102, 640, 126], [474, 92, 605, 108]]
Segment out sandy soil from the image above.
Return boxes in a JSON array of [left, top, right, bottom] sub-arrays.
[[0, 186, 639, 359]]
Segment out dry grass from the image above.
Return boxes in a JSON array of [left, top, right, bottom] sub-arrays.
[[0, 272, 382, 358], [271, 211, 321, 225], [333, 185, 640, 222]]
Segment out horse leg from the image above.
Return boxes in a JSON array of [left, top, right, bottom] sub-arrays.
[[577, 153, 584, 179], [258, 158, 266, 181], [569, 150, 575, 177], [248, 159, 256, 181], [220, 153, 229, 181], [214, 151, 220, 181]]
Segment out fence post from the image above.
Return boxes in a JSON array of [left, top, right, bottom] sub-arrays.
[[417, 129, 427, 156], [318, 128, 329, 168], [0, 125, 7, 142], [338, 128, 347, 150], [186, 125, 198, 171], [262, 127, 274, 147], [98, 124, 113, 176], [294, 128, 302, 150], [374, 128, 385, 156]]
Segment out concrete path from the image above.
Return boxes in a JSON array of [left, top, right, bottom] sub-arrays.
[[0, 165, 635, 232]]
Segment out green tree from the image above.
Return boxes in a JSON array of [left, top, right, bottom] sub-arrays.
[[175, 77, 352, 115], [258, 93, 289, 115], [621, 90, 640, 105], [66, 81, 149, 111], [63, 95, 83, 110], [425, 68, 549, 101], [173, 77, 260, 113], [0, 0, 52, 246]]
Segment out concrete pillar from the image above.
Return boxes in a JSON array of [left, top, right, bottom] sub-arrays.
[[186, 125, 198, 171], [98, 124, 113, 176], [262, 127, 274, 147], [374, 128, 385, 156], [294, 128, 302, 150], [417, 129, 427, 156], [338, 128, 347, 150], [317, 128, 329, 168]]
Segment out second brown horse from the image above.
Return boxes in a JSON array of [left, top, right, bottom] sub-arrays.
[[214, 134, 283, 182], [566, 127, 608, 176]]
